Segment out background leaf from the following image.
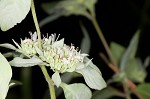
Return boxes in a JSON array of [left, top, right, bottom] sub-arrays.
[[110, 42, 125, 64], [0, 0, 31, 31], [92, 86, 125, 99], [120, 30, 140, 71], [124, 58, 146, 83], [0, 53, 12, 99], [80, 22, 91, 54], [61, 83, 92, 99], [137, 83, 150, 99]]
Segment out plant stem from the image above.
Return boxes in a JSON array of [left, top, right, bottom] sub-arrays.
[[91, 16, 117, 66], [31, 0, 56, 99], [99, 53, 143, 99], [123, 78, 131, 99], [31, 0, 42, 49], [40, 66, 56, 99]]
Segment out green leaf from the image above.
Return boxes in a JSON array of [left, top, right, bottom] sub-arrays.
[[124, 58, 146, 83], [42, 1, 91, 19], [76, 57, 106, 90], [61, 83, 92, 99], [0, 0, 31, 31], [110, 42, 125, 64], [120, 30, 140, 71], [0, 43, 17, 50], [41, 2, 59, 15], [137, 83, 150, 99], [52, 71, 61, 87], [9, 57, 43, 67], [80, 22, 91, 54], [77, 0, 97, 15], [0, 53, 12, 99], [144, 56, 150, 68], [92, 86, 125, 99]]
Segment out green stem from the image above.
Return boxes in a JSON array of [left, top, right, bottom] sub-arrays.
[[40, 66, 56, 99], [91, 16, 117, 66], [123, 79, 131, 99], [31, 0, 42, 49], [31, 0, 56, 99]]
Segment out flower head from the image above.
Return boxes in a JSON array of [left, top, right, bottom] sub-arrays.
[[40, 34, 88, 73], [11, 32, 106, 89], [13, 32, 38, 57]]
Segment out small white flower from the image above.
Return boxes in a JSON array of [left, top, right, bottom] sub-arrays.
[[13, 32, 38, 57]]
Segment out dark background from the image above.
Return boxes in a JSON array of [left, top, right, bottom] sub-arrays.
[[0, 0, 150, 99]]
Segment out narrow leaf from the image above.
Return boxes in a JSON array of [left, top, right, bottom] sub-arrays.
[[120, 30, 140, 71], [144, 56, 150, 68], [61, 83, 92, 99], [0, 0, 31, 31], [0, 43, 17, 50], [80, 22, 91, 54], [0, 53, 12, 99], [9, 57, 43, 67], [137, 83, 150, 99], [52, 72, 61, 87]]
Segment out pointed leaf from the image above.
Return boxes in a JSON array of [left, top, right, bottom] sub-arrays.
[[120, 30, 140, 71], [9, 57, 43, 67], [0, 53, 12, 99], [137, 83, 150, 99], [0, 43, 17, 50], [0, 0, 31, 31], [76, 57, 106, 90], [61, 83, 92, 99], [52, 72, 61, 87], [80, 22, 91, 54], [110, 42, 125, 64]]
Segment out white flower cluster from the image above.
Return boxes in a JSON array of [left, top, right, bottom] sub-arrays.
[[13, 32, 87, 73], [12, 32, 106, 89]]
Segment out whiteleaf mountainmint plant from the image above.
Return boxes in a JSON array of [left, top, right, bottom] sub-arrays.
[[1, 0, 150, 99], [0, 0, 107, 99]]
